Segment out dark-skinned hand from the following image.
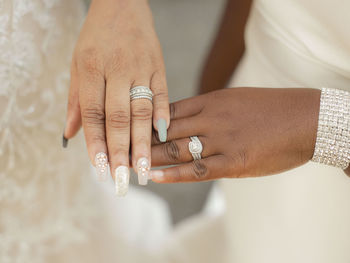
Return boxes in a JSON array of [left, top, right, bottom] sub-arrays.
[[150, 88, 326, 182]]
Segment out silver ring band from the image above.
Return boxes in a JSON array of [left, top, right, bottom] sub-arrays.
[[189, 136, 203, 160], [130, 86, 153, 102]]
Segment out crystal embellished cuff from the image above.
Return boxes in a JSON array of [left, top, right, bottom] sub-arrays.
[[311, 87, 350, 170]]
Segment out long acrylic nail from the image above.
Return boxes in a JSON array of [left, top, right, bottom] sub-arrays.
[[62, 134, 68, 148], [137, 157, 150, 185], [115, 166, 129, 196], [94, 152, 108, 181], [156, 119, 167, 142]]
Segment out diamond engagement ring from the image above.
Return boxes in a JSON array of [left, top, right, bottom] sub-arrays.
[[189, 136, 203, 160], [130, 86, 153, 102]]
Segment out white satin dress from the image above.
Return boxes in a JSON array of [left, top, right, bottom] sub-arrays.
[[221, 0, 350, 262]]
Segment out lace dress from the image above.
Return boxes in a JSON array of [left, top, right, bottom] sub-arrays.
[[0, 0, 202, 261], [0, 1, 121, 262]]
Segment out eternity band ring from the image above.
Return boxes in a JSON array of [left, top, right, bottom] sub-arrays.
[[130, 86, 153, 102], [189, 136, 203, 160]]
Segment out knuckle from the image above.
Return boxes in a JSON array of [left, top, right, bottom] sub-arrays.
[[191, 160, 208, 180], [150, 70, 167, 87], [77, 47, 101, 73], [152, 130, 161, 144], [107, 110, 130, 129], [105, 48, 128, 77], [82, 107, 105, 126], [163, 141, 180, 162], [109, 148, 129, 160], [131, 104, 152, 121], [233, 149, 248, 178], [153, 91, 169, 104], [88, 133, 106, 144], [169, 103, 176, 119]]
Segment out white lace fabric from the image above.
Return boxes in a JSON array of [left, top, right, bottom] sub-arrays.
[[0, 1, 108, 262]]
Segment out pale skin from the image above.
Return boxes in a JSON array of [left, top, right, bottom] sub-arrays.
[[64, 0, 169, 175], [65, 0, 350, 180]]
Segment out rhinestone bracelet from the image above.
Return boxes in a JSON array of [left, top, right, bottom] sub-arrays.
[[311, 87, 350, 170]]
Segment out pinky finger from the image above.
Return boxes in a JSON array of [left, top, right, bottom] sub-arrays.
[[64, 60, 82, 146], [151, 70, 170, 143], [149, 155, 229, 183]]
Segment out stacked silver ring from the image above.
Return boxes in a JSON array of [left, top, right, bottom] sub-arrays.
[[189, 136, 203, 160], [130, 86, 153, 102]]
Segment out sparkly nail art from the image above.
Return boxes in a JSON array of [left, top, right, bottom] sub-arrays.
[[115, 166, 129, 196], [94, 152, 108, 181], [137, 157, 150, 185]]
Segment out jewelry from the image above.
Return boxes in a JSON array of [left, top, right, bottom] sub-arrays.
[[311, 87, 350, 170], [189, 136, 203, 160], [130, 86, 153, 102]]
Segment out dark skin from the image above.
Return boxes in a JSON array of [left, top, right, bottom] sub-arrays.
[[149, 0, 350, 180], [198, 0, 252, 94], [150, 88, 324, 182]]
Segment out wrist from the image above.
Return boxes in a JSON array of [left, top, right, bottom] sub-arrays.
[[304, 88, 321, 161], [311, 87, 350, 170]]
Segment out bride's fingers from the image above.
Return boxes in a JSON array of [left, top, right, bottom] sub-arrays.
[[130, 80, 153, 185], [151, 70, 170, 142], [151, 136, 212, 166], [64, 60, 82, 143], [77, 57, 108, 178], [105, 76, 131, 188], [149, 155, 229, 183]]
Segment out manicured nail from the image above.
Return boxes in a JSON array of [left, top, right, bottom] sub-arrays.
[[137, 157, 150, 185], [94, 152, 108, 181], [115, 166, 129, 196], [62, 134, 68, 148], [150, 170, 164, 181], [156, 119, 167, 142]]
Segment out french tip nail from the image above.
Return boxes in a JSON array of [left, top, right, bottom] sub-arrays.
[[62, 134, 68, 148], [115, 166, 130, 196], [157, 119, 167, 142], [137, 157, 150, 186]]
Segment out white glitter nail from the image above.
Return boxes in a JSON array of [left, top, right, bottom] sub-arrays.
[[115, 166, 129, 196]]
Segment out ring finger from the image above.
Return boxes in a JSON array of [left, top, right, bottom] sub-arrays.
[[131, 83, 153, 185], [151, 136, 213, 166]]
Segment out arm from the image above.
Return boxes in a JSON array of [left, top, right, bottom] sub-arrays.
[[150, 87, 350, 182], [198, 0, 252, 94]]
